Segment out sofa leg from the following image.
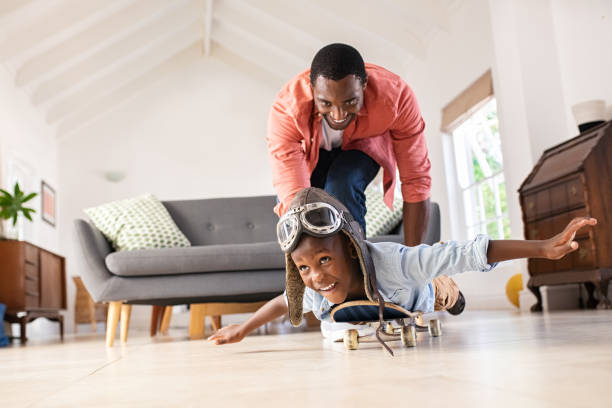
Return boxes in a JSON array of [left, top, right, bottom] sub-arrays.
[[150, 306, 163, 336], [120, 304, 132, 344], [106, 301, 122, 347], [189, 304, 206, 340], [160, 306, 172, 334], [210, 315, 221, 331]]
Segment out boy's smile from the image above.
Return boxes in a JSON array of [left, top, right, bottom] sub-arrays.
[[290, 234, 365, 304]]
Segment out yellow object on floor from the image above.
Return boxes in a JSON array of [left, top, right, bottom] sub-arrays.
[[506, 273, 524, 308]]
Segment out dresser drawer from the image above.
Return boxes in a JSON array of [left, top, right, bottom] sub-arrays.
[[25, 277, 39, 296], [25, 262, 39, 280], [565, 177, 584, 208], [24, 243, 39, 265], [25, 294, 39, 308], [525, 207, 588, 241], [523, 176, 585, 222], [573, 237, 596, 269], [523, 189, 550, 221]]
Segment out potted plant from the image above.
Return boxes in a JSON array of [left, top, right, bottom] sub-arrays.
[[0, 182, 37, 240]]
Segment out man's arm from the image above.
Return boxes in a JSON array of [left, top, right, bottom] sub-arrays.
[[402, 198, 430, 246], [208, 295, 288, 345], [487, 217, 597, 263], [267, 102, 310, 216], [390, 81, 432, 244]]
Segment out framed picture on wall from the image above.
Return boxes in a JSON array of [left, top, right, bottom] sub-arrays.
[[41, 181, 56, 227]]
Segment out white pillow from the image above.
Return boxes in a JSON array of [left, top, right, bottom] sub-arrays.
[[84, 193, 191, 251], [364, 187, 403, 237]]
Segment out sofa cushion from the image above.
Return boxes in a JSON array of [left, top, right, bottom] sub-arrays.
[[84, 193, 191, 251], [105, 241, 285, 276]]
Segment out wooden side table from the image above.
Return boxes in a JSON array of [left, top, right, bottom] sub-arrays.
[[73, 276, 107, 332]]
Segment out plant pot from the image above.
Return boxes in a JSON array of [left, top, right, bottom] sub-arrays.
[[571, 100, 606, 133], [0, 220, 19, 240]]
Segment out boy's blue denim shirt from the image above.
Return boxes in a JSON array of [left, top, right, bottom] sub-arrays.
[[284, 235, 496, 322]]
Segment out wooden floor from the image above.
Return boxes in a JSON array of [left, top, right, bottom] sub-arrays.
[[1, 310, 611, 407]]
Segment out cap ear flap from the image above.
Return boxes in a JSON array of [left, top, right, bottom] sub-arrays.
[[285, 253, 306, 326]]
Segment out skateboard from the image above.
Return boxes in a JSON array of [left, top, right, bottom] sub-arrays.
[[330, 300, 441, 351]]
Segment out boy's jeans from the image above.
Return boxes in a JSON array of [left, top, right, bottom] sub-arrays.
[[310, 148, 380, 233]]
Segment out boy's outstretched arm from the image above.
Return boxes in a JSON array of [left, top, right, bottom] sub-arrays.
[[207, 294, 288, 345], [487, 217, 597, 263]]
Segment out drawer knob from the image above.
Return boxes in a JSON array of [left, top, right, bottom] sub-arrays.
[[530, 228, 538, 238], [528, 201, 534, 209], [570, 186, 577, 196], [579, 248, 588, 259]]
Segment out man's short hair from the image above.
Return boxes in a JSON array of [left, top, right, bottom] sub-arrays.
[[310, 43, 367, 85]]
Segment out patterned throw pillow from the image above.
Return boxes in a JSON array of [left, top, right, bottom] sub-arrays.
[[84, 193, 191, 251], [364, 187, 403, 237]]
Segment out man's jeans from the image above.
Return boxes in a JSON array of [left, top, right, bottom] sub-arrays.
[[310, 148, 380, 232]]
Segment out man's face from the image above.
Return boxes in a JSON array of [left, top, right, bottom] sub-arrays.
[[290, 234, 364, 304], [312, 75, 366, 131]]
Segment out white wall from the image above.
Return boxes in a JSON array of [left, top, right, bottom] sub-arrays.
[[551, 0, 612, 124]]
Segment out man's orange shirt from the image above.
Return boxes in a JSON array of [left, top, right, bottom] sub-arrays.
[[267, 63, 431, 216]]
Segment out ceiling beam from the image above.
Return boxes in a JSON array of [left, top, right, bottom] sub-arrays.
[[202, 0, 213, 56], [379, 0, 451, 34], [47, 20, 201, 124], [245, 0, 414, 71], [217, 0, 320, 61], [16, 0, 178, 86], [57, 40, 201, 140], [307, 0, 426, 60], [31, 1, 198, 106], [0, 0, 37, 18], [0, 0, 114, 61], [211, 17, 303, 82]]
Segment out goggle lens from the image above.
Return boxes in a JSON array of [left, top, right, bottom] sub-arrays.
[[303, 207, 339, 228], [277, 216, 299, 246]]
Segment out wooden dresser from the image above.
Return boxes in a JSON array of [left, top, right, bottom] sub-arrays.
[[0, 240, 66, 342], [519, 121, 612, 311]]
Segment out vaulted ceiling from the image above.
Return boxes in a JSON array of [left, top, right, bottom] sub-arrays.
[[0, 0, 462, 140]]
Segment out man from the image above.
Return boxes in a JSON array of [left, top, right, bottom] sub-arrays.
[[267, 43, 431, 246]]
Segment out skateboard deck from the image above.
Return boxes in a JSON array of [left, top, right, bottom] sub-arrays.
[[331, 300, 421, 323], [330, 300, 441, 352]]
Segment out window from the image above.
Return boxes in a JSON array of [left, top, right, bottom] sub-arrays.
[[451, 98, 510, 239], [441, 70, 510, 240]]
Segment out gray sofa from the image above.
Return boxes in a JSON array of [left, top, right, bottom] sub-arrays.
[[74, 194, 440, 344]]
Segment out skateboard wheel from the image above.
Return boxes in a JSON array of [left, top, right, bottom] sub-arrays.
[[384, 322, 395, 335], [343, 329, 359, 350], [428, 319, 442, 337], [401, 325, 417, 347]]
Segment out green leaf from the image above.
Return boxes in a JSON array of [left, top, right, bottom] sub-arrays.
[[23, 211, 33, 221], [22, 192, 37, 203], [11, 213, 17, 226]]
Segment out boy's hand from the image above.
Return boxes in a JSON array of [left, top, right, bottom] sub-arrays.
[[540, 217, 597, 260], [207, 324, 246, 345]]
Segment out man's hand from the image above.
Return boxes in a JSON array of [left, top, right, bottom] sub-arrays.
[[208, 324, 246, 345], [540, 217, 597, 260]]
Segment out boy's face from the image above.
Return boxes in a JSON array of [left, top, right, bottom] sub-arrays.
[[290, 234, 364, 304]]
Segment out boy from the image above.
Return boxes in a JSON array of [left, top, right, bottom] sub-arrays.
[[209, 188, 597, 351]]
